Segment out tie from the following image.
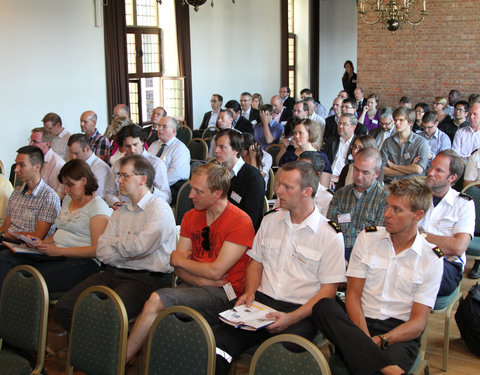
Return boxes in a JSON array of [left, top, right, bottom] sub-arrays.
[[156, 143, 166, 158]]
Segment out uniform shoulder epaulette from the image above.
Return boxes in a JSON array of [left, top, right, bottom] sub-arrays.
[[264, 208, 280, 216], [432, 246, 444, 258], [327, 188, 335, 196], [459, 192, 472, 201], [328, 220, 342, 233], [365, 225, 377, 233]]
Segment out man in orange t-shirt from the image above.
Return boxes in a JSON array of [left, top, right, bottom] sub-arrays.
[[125, 163, 255, 363]]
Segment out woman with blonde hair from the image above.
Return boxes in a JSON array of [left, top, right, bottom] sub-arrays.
[[251, 93, 263, 110]]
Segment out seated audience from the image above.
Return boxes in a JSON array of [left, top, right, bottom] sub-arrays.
[[207, 109, 235, 160], [29, 127, 65, 193], [0, 160, 111, 290], [381, 107, 429, 182], [420, 150, 475, 288], [67, 133, 114, 200], [453, 102, 480, 159], [214, 161, 346, 375], [446, 89, 461, 119], [105, 116, 134, 166], [143, 106, 166, 146], [254, 104, 283, 150], [434, 97, 455, 141], [125, 163, 255, 362], [251, 93, 263, 110], [447, 100, 470, 142], [54, 155, 176, 330], [213, 129, 265, 231], [80, 110, 110, 163], [327, 147, 387, 261], [105, 124, 171, 207], [313, 178, 443, 375], [418, 111, 451, 167], [304, 97, 326, 132], [42, 112, 71, 161], [241, 133, 272, 189], [0, 174, 13, 226], [270, 95, 291, 125], [398, 95, 412, 108], [279, 86, 295, 114], [199, 94, 223, 131], [240, 92, 261, 125], [300, 88, 327, 119], [341, 98, 368, 135], [464, 148, 480, 188], [336, 134, 379, 189], [412, 102, 429, 133], [0, 146, 60, 282], [324, 96, 343, 140], [358, 94, 380, 131], [354, 87, 367, 116], [369, 107, 396, 150], [226, 100, 253, 134], [148, 116, 190, 204]]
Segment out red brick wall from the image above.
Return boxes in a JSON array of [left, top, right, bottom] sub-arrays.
[[357, 0, 480, 108]]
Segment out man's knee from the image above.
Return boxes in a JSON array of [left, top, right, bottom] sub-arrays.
[[143, 291, 165, 315], [313, 297, 336, 317]]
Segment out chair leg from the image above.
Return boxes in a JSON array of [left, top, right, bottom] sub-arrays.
[[441, 292, 462, 372], [424, 362, 430, 375]]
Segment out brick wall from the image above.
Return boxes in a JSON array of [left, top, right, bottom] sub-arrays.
[[357, 0, 480, 108]]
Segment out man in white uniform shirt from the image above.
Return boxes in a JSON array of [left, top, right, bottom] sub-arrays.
[[105, 124, 171, 207], [67, 133, 114, 200], [420, 150, 476, 284], [148, 116, 190, 203], [313, 178, 443, 375], [214, 161, 346, 375], [55, 155, 176, 330]]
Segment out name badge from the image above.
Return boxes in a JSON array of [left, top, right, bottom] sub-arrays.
[[251, 120, 257, 125], [281, 121, 287, 126], [223, 282, 236, 301], [404, 152, 411, 159], [372, 119, 378, 124], [230, 191, 242, 204], [338, 213, 351, 223]]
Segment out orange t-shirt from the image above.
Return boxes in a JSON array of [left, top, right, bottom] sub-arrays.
[[180, 202, 255, 296]]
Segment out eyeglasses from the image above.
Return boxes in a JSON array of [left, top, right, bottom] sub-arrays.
[[201, 226, 210, 251], [454, 108, 466, 112], [28, 138, 45, 144], [116, 173, 143, 180], [379, 121, 392, 127]]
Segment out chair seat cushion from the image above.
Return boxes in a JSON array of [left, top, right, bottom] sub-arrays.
[[0, 350, 31, 375], [467, 237, 480, 257], [434, 286, 460, 311]]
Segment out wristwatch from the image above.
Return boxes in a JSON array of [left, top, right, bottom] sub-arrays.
[[378, 335, 389, 350]]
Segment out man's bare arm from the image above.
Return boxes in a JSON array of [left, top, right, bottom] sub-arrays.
[[345, 276, 370, 336], [424, 232, 471, 257], [235, 259, 263, 307]]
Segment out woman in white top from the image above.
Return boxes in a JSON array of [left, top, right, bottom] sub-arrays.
[[32, 159, 112, 292]]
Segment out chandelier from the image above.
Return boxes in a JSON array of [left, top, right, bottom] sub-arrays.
[[182, 0, 236, 12], [357, 0, 427, 32]]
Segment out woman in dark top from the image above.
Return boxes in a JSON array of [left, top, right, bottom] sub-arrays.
[[413, 102, 429, 133], [342, 60, 357, 98]]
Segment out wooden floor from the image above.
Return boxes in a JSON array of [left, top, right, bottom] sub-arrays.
[[44, 259, 480, 375]]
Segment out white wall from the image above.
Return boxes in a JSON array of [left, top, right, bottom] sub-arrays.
[[0, 0, 108, 171], [189, 0, 281, 129], [319, 0, 357, 110]]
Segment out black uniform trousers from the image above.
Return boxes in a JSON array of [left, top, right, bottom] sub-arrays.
[[312, 298, 420, 375]]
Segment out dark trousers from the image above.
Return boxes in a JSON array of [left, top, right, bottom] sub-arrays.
[[215, 291, 317, 375], [54, 265, 172, 331], [0, 249, 99, 292], [312, 298, 419, 375], [437, 258, 463, 297]]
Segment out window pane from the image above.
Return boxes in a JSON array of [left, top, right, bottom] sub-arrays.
[[142, 33, 160, 73], [136, 0, 158, 27], [288, 71, 295, 98], [141, 77, 161, 121], [129, 81, 140, 123], [162, 78, 185, 120], [125, 0, 134, 26], [127, 33, 137, 74], [288, 0, 294, 33]]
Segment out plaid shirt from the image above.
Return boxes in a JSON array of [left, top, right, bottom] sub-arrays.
[[6, 179, 60, 238], [327, 180, 388, 248], [89, 129, 111, 161]]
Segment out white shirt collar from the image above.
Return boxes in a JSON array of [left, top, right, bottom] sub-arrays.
[[231, 157, 245, 177]]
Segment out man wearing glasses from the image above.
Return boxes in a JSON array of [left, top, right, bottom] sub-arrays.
[[199, 94, 223, 131], [55, 155, 177, 331], [125, 163, 255, 364], [369, 107, 396, 150]]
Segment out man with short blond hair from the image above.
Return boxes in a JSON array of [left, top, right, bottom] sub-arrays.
[[125, 163, 255, 363]]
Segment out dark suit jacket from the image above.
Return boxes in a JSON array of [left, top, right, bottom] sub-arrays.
[[248, 108, 261, 125], [229, 162, 265, 232], [279, 107, 293, 123], [234, 116, 254, 134], [322, 135, 356, 166], [283, 96, 295, 113], [199, 111, 212, 130], [356, 98, 367, 116], [142, 124, 159, 147]]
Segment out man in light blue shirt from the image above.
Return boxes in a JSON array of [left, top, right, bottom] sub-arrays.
[[418, 111, 451, 167], [254, 104, 283, 150]]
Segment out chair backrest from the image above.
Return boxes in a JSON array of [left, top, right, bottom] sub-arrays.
[[188, 138, 209, 161], [202, 126, 219, 140], [266, 144, 282, 167], [144, 305, 216, 375], [175, 181, 193, 225], [249, 334, 331, 375], [190, 160, 206, 179], [177, 125, 193, 145], [462, 182, 480, 236], [263, 195, 269, 214], [266, 168, 275, 199], [0, 265, 48, 374], [66, 286, 128, 375]]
